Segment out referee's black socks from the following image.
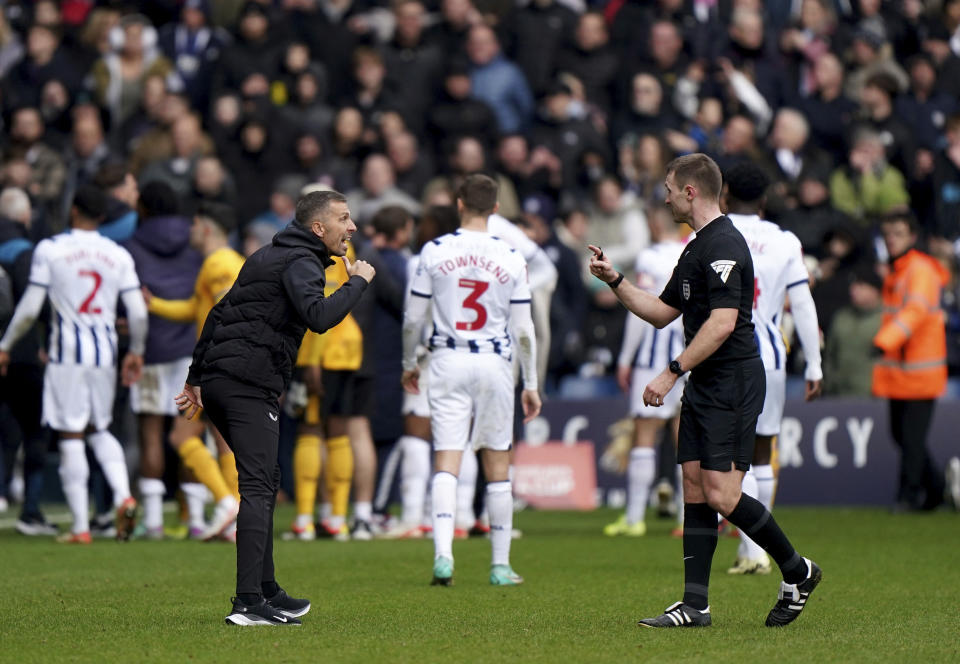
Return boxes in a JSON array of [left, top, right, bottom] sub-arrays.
[[726, 494, 807, 584], [681, 503, 719, 610]]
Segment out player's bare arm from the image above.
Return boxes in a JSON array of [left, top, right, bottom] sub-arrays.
[[642, 308, 737, 407], [588, 245, 680, 329]]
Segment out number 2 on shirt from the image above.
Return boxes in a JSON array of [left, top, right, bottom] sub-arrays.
[[78, 269, 103, 314], [456, 278, 488, 331]]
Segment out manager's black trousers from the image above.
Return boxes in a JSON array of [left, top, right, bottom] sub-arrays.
[[202, 376, 282, 596]]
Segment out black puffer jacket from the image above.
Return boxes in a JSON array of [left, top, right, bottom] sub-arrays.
[[188, 222, 367, 399]]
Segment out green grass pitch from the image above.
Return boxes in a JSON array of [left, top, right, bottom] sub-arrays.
[[2, 506, 958, 663]]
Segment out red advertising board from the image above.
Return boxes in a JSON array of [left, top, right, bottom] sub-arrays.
[[513, 442, 598, 510]]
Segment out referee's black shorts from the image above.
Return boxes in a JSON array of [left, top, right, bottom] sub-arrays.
[[322, 369, 375, 418], [677, 357, 765, 472]]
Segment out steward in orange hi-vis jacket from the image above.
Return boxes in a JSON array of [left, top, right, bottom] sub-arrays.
[[872, 211, 947, 511], [872, 247, 949, 400]]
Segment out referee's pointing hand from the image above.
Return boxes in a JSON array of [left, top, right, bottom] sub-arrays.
[[587, 245, 618, 284]]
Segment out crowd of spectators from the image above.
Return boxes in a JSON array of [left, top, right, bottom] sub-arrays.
[[0, 0, 959, 396]]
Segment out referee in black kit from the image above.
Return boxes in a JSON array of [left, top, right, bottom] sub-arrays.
[[589, 154, 821, 629], [176, 190, 375, 626]]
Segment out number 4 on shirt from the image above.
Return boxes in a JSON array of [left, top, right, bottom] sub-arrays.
[[456, 278, 488, 331]]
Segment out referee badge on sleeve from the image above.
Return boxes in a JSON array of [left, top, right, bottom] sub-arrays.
[[710, 260, 736, 284], [682, 280, 690, 300]]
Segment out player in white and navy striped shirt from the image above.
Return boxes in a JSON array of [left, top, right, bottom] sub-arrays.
[[725, 162, 822, 575], [402, 175, 540, 587], [0, 186, 148, 543], [381, 206, 557, 539]]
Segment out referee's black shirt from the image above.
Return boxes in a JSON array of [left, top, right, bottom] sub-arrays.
[[659, 215, 758, 375]]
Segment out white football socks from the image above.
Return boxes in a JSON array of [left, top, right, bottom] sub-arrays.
[[431, 471, 457, 560], [487, 480, 513, 566], [739, 468, 766, 561], [754, 464, 776, 510], [86, 430, 130, 506], [456, 449, 478, 530], [626, 447, 655, 526], [181, 481, 209, 530], [59, 439, 90, 534], [139, 477, 166, 530], [354, 501, 372, 523], [399, 435, 430, 526]]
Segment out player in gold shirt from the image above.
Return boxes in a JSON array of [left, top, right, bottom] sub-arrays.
[[142, 202, 244, 540]]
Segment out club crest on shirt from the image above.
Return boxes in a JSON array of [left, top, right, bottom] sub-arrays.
[[710, 260, 736, 284], [682, 280, 690, 300]]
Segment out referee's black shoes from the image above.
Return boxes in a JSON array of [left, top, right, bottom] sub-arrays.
[[265, 587, 311, 618], [225, 597, 302, 626], [765, 557, 822, 627], [637, 602, 712, 628]]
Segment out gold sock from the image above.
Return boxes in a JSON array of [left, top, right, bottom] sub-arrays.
[[218, 452, 240, 502], [325, 435, 353, 519], [294, 434, 322, 517], [178, 437, 230, 502]]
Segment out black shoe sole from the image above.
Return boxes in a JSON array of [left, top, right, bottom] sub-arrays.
[[431, 576, 453, 586]]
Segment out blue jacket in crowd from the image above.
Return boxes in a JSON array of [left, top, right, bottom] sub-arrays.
[[470, 55, 535, 134]]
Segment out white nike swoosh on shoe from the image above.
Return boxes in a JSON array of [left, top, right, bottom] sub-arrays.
[[683, 556, 694, 560]]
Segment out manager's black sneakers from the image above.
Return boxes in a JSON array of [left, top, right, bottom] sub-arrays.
[[225, 597, 301, 626], [638, 602, 711, 628], [765, 558, 822, 627], [265, 588, 311, 618]]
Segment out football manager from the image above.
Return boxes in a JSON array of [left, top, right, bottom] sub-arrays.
[[176, 190, 375, 626]]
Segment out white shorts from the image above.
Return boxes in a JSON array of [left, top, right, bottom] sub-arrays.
[[629, 367, 686, 419], [43, 363, 116, 432], [428, 351, 514, 452], [129, 357, 192, 416], [756, 369, 786, 436]]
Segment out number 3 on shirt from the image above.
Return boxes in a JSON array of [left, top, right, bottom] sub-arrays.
[[456, 278, 488, 331], [78, 269, 103, 314]]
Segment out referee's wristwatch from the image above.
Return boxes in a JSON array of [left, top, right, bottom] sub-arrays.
[[669, 359, 686, 376]]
